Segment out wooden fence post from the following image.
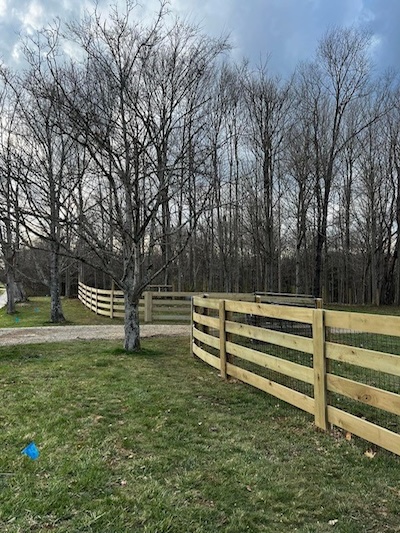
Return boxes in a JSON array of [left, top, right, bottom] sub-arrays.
[[110, 280, 115, 319], [225, 307, 233, 366], [190, 296, 195, 356], [144, 292, 153, 323], [219, 299, 227, 379], [313, 308, 328, 430], [254, 294, 261, 327], [202, 294, 209, 335]]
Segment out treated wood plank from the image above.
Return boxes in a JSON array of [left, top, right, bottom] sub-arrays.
[[153, 300, 192, 307], [91, 287, 112, 296], [225, 321, 314, 354], [95, 294, 114, 303], [193, 343, 220, 369], [151, 292, 248, 299], [327, 406, 400, 456], [149, 292, 194, 298], [325, 310, 400, 337], [96, 309, 111, 317], [326, 342, 400, 377], [193, 327, 220, 350], [83, 288, 123, 298], [227, 363, 315, 415], [258, 296, 316, 306], [195, 293, 254, 301], [190, 297, 194, 354], [144, 291, 152, 323], [150, 292, 182, 298], [327, 374, 400, 416], [110, 304, 125, 310], [153, 313, 190, 322], [224, 300, 313, 324], [226, 341, 314, 384], [192, 297, 221, 310], [219, 300, 227, 379], [313, 308, 327, 430], [192, 311, 220, 330]]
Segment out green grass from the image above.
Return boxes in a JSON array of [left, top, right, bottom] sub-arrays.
[[3, 296, 400, 330], [0, 297, 124, 328], [0, 296, 190, 327], [1, 337, 399, 532]]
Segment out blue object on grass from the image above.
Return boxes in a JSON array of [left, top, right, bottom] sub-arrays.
[[15, 317, 20, 323], [21, 442, 40, 460]]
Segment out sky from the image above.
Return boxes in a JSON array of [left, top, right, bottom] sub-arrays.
[[0, 0, 399, 77]]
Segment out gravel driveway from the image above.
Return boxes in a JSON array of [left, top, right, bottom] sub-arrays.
[[0, 292, 190, 346], [0, 324, 191, 346]]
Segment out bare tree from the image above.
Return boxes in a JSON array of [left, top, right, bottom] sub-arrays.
[[241, 63, 293, 291], [296, 28, 376, 297], [285, 110, 314, 295], [48, 3, 229, 350], [0, 79, 26, 312]]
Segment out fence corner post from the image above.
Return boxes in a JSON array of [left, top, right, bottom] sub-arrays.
[[144, 291, 153, 323], [313, 308, 328, 431], [219, 299, 227, 380]]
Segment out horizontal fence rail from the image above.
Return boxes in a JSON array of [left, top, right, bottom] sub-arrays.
[[78, 281, 195, 323], [78, 281, 318, 324], [192, 296, 400, 457]]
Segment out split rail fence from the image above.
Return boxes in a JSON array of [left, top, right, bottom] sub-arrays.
[[192, 295, 400, 456]]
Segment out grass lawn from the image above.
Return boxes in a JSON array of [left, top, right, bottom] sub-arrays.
[[3, 295, 400, 329], [0, 296, 189, 327], [1, 337, 399, 532], [0, 297, 124, 328]]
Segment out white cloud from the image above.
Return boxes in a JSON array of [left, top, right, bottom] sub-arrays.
[[0, 0, 7, 18], [0, 0, 399, 74], [18, 0, 45, 34], [11, 42, 22, 62]]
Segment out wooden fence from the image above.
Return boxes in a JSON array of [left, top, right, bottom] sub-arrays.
[[192, 295, 400, 456], [78, 281, 191, 322], [78, 281, 317, 323]]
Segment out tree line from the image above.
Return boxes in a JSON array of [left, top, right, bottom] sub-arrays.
[[0, 1, 399, 350]]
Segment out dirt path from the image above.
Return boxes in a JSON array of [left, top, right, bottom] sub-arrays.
[[0, 324, 191, 346]]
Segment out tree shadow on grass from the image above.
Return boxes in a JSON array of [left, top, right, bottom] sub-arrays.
[[110, 346, 167, 358]]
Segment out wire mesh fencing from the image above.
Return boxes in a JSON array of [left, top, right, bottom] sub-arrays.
[[326, 327, 400, 436]]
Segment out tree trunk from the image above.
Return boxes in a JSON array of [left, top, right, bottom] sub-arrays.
[[50, 242, 65, 323], [14, 282, 26, 303], [3, 243, 26, 312], [64, 265, 71, 298], [6, 264, 16, 315], [123, 291, 140, 352]]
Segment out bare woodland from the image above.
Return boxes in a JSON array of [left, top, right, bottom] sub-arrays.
[[0, 2, 399, 350]]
